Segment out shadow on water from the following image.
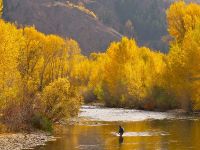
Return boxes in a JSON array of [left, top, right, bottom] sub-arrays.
[[119, 136, 124, 145]]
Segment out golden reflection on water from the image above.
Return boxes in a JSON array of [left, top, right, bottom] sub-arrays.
[[36, 120, 200, 150]]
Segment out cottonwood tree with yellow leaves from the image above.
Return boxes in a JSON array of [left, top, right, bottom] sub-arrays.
[[93, 37, 166, 109], [167, 1, 200, 43], [166, 1, 200, 111], [0, 20, 24, 110], [0, 20, 82, 131]]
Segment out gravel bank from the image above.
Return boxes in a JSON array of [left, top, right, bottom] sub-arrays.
[[0, 132, 56, 150], [79, 105, 197, 122]]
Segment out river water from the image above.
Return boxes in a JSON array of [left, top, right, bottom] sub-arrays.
[[35, 106, 200, 150]]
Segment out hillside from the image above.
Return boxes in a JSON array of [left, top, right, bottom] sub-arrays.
[[2, 0, 121, 55], [74, 0, 200, 52], [82, 0, 170, 51], [3, 0, 200, 54]]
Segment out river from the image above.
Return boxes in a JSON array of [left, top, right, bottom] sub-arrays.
[[35, 105, 200, 150]]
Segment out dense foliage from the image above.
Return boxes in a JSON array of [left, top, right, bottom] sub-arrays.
[[166, 1, 200, 111], [42, 78, 82, 122], [76, 1, 200, 111], [0, 1, 200, 131], [0, 21, 83, 131]]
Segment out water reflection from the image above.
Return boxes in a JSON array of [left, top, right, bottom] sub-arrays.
[[119, 136, 124, 145], [35, 119, 200, 150]]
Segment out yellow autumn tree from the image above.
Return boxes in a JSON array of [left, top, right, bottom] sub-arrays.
[[40, 35, 66, 90], [0, 20, 85, 130], [102, 37, 137, 106], [166, 1, 200, 111], [18, 27, 46, 96], [65, 39, 87, 86], [88, 53, 107, 101], [100, 37, 166, 108], [0, 20, 24, 110], [166, 26, 200, 111], [42, 78, 82, 122], [167, 1, 200, 42]]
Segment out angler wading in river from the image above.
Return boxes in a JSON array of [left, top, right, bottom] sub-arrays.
[[118, 126, 124, 137]]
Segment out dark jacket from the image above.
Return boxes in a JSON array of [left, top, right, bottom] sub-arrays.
[[119, 126, 124, 136]]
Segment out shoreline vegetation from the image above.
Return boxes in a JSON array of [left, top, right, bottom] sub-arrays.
[[0, 0, 200, 144]]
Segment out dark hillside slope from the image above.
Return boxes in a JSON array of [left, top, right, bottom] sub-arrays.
[[75, 0, 171, 52], [3, 0, 200, 53], [3, 0, 121, 55], [72, 0, 200, 52]]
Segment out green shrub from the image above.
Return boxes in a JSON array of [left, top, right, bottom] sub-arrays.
[[31, 113, 52, 132], [151, 86, 178, 110]]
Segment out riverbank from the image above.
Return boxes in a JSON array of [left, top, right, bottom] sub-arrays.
[[0, 132, 56, 150], [34, 105, 200, 150], [79, 105, 199, 122], [0, 105, 199, 150]]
